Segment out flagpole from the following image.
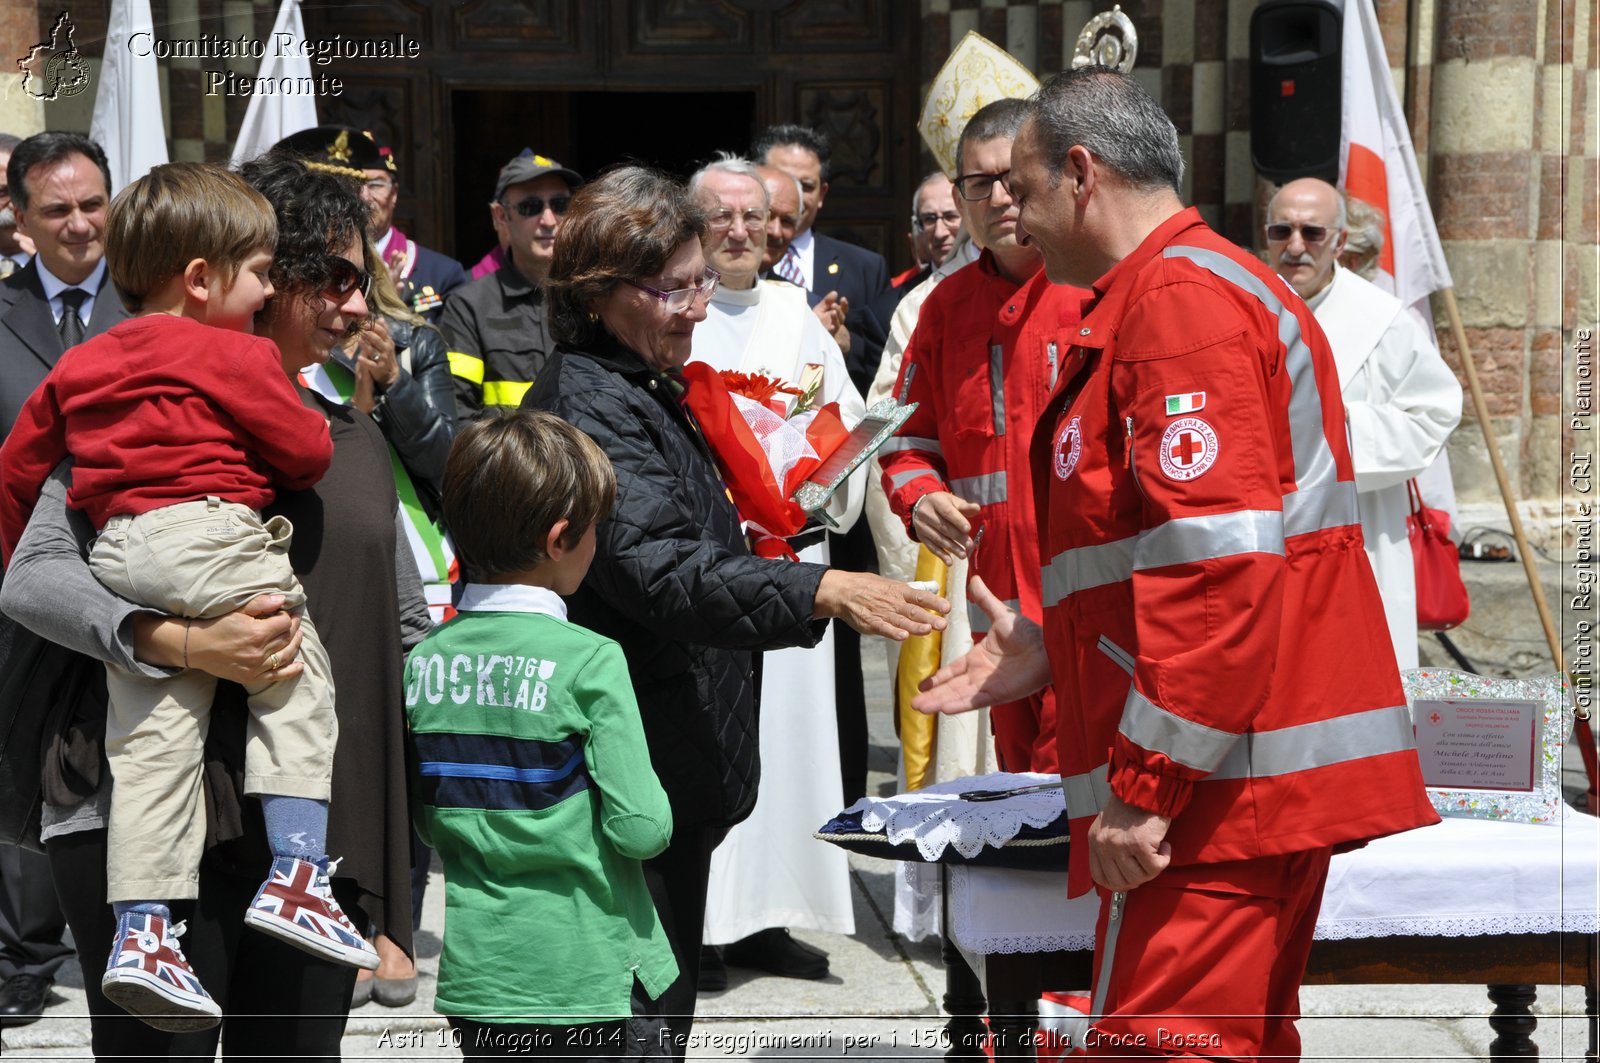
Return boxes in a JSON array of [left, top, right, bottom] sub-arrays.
[[1437, 287, 1566, 675]]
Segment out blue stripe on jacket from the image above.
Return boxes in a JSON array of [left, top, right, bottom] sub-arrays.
[[415, 732, 589, 811]]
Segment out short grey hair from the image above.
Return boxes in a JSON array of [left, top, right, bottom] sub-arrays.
[[910, 171, 948, 217], [763, 167, 803, 212], [956, 99, 1030, 177], [689, 152, 770, 211], [1029, 68, 1184, 195]]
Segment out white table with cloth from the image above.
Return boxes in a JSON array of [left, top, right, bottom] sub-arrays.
[[832, 772, 1600, 1059]]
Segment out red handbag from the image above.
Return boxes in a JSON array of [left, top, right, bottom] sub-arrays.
[[1407, 480, 1470, 630]]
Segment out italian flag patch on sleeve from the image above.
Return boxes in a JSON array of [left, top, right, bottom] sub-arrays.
[[1165, 392, 1206, 415]]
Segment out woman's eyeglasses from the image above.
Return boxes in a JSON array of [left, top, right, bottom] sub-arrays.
[[625, 268, 721, 314], [507, 195, 572, 219], [324, 256, 373, 301], [1264, 223, 1332, 244]]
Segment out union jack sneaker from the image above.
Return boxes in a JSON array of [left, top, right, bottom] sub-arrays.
[[101, 913, 221, 1032], [243, 856, 380, 970]]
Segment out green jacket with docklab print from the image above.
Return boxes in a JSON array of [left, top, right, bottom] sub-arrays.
[[404, 583, 676, 1022]]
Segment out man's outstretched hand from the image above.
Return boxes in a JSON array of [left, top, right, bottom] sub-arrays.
[[911, 575, 1051, 714]]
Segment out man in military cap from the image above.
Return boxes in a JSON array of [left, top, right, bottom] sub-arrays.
[[437, 149, 581, 422], [275, 125, 467, 322]]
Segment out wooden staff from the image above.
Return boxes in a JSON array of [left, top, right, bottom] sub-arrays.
[[1438, 288, 1567, 677]]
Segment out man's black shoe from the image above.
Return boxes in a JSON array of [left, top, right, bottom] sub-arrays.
[[697, 945, 728, 992], [0, 974, 52, 1026], [721, 928, 829, 980]]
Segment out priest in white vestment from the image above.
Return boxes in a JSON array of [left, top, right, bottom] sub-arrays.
[[687, 156, 867, 983], [1269, 178, 1462, 669]]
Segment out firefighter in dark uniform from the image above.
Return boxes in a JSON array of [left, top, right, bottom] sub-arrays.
[[437, 151, 581, 423]]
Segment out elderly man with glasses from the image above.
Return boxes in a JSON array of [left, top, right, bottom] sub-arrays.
[[439, 150, 583, 422], [684, 154, 867, 989], [1265, 177, 1461, 669], [879, 98, 1090, 776], [894, 173, 963, 289]]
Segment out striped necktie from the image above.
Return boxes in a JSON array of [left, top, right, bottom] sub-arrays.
[[774, 246, 806, 289]]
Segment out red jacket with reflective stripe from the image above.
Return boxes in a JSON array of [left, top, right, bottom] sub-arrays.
[[1033, 209, 1438, 896], [881, 252, 1086, 627]]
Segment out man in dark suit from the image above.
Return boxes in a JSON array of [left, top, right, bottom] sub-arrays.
[[0, 130, 128, 1026], [752, 125, 890, 399]]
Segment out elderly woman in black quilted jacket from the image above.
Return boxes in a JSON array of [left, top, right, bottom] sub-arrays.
[[524, 165, 947, 1059]]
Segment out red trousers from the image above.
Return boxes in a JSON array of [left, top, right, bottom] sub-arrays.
[[991, 686, 1058, 773], [1080, 848, 1333, 1061]]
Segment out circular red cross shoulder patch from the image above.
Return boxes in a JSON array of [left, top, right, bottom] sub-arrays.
[[1158, 417, 1219, 481]]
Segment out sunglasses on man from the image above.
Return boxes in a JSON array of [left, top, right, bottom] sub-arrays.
[[1264, 223, 1333, 244], [506, 194, 571, 219]]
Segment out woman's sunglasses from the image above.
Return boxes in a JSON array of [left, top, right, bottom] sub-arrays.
[[324, 256, 373, 301]]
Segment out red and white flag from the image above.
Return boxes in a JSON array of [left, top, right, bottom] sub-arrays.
[[1338, 0, 1453, 311]]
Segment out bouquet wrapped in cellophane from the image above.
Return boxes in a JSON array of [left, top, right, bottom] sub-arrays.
[[681, 362, 848, 558]]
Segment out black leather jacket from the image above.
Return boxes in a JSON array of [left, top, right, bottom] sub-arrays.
[[367, 315, 456, 517]]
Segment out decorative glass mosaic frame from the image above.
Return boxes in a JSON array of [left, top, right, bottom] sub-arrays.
[[1400, 669, 1573, 824], [793, 399, 917, 525]]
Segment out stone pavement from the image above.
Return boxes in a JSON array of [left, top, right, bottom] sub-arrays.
[[3, 637, 1594, 1060]]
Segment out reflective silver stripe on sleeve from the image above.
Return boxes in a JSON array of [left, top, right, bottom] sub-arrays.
[[1134, 509, 1284, 571], [878, 436, 944, 455], [1210, 704, 1417, 779], [1119, 687, 1242, 774], [988, 344, 1006, 436], [1075, 705, 1417, 808], [1282, 478, 1361, 538], [1040, 509, 1285, 609], [950, 471, 1007, 506], [966, 596, 1021, 635], [888, 468, 937, 490], [1061, 762, 1112, 818], [1163, 245, 1341, 499]]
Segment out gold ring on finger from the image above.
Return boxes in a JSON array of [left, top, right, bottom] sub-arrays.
[[267, 651, 281, 671]]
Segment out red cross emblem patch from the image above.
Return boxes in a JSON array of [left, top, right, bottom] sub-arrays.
[[1158, 417, 1218, 481], [1053, 416, 1082, 480]]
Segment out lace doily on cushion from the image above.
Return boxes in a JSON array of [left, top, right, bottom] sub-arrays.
[[948, 865, 1097, 955], [850, 772, 1065, 862]]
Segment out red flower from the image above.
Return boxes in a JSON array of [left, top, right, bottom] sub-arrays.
[[720, 371, 803, 414]]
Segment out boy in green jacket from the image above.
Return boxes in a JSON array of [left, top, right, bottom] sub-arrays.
[[405, 410, 676, 1059]]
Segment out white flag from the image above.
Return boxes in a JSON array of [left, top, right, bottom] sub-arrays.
[[89, 0, 168, 192], [229, 0, 318, 168], [1338, 0, 1453, 308]]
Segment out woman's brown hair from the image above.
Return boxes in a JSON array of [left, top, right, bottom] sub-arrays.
[[545, 165, 706, 348]]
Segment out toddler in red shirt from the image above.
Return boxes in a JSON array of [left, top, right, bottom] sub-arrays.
[[0, 162, 379, 1031]]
